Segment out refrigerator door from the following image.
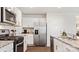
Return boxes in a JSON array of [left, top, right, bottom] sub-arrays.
[[34, 29, 40, 46], [34, 35, 40, 46], [39, 26, 46, 46]]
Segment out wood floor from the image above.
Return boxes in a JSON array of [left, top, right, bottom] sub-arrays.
[[27, 46, 50, 52]]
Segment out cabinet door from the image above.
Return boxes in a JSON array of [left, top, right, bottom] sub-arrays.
[[27, 34, 34, 45], [54, 39, 64, 52], [15, 8, 22, 26], [29, 35, 33, 44], [54, 39, 59, 52]]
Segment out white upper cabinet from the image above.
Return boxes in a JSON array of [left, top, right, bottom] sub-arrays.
[[22, 15, 46, 27], [15, 8, 22, 26]]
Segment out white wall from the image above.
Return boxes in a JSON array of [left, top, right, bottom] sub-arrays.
[[47, 13, 64, 47], [47, 12, 77, 47], [63, 13, 77, 35]]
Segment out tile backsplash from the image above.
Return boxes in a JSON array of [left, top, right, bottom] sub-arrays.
[[0, 24, 15, 35]]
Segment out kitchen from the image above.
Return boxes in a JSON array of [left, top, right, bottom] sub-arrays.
[[0, 7, 79, 52]]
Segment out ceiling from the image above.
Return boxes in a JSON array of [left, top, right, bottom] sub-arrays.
[[18, 7, 79, 14]]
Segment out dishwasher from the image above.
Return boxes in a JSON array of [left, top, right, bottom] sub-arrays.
[[50, 36, 54, 52]]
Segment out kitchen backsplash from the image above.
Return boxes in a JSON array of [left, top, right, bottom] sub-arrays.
[[0, 25, 14, 30], [0, 29, 9, 35], [0, 25, 15, 35]]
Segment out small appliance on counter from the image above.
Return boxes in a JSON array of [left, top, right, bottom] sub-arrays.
[[22, 30, 27, 34], [60, 31, 67, 39], [76, 31, 79, 39], [10, 29, 16, 36], [22, 27, 34, 34], [76, 31, 79, 36], [61, 31, 67, 36]]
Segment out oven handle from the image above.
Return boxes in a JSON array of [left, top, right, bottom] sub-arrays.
[[15, 42, 24, 52], [16, 42, 24, 46]]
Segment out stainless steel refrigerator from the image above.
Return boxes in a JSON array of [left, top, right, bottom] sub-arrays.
[[34, 20, 47, 46]]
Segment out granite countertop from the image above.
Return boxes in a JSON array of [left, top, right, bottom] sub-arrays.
[[0, 41, 13, 48], [51, 35, 79, 50]]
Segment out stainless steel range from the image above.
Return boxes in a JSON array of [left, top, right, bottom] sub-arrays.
[[0, 29, 24, 52]]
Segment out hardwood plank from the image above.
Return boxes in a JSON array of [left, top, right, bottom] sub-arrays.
[[27, 46, 50, 52]]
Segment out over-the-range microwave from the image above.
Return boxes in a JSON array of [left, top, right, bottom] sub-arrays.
[[0, 7, 16, 24]]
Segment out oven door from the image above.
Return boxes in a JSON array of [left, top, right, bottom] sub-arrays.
[[16, 42, 24, 52]]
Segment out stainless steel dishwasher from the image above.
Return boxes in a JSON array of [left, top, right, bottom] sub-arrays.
[[50, 36, 54, 52]]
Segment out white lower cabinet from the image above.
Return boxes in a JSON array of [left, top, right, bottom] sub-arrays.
[[54, 39, 64, 52], [26, 34, 34, 45], [23, 34, 33, 51], [0, 43, 13, 52], [54, 39, 79, 52]]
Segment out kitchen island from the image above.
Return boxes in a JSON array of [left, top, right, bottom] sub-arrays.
[[50, 35, 79, 52]]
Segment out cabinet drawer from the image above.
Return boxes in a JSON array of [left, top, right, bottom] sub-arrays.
[[63, 43, 79, 52]]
